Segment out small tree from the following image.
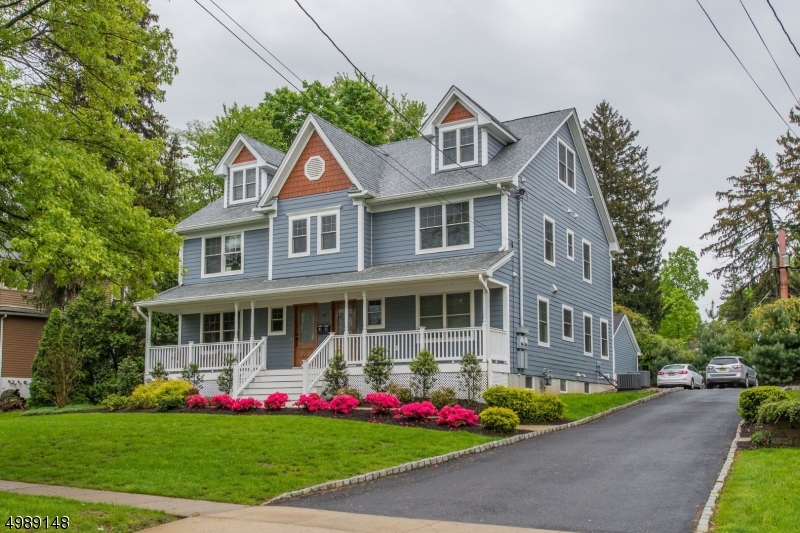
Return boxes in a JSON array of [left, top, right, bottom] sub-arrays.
[[181, 362, 205, 389], [364, 345, 393, 392], [216, 355, 236, 395], [116, 357, 143, 396], [459, 352, 484, 404], [149, 362, 168, 381], [409, 349, 439, 399], [30, 310, 85, 408], [322, 349, 349, 399]]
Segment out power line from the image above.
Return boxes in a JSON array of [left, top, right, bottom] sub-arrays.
[[695, 0, 797, 136], [766, 0, 800, 61], [206, 0, 305, 85], [740, 0, 797, 101], [192, 0, 301, 92]]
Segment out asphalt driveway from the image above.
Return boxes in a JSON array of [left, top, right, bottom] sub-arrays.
[[283, 389, 742, 533]]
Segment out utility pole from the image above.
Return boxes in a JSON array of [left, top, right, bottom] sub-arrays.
[[777, 229, 790, 300]]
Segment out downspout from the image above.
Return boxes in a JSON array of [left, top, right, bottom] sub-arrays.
[[517, 189, 525, 374], [610, 254, 616, 378], [0, 314, 6, 389]]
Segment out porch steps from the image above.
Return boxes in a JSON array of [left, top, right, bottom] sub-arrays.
[[240, 368, 305, 401]]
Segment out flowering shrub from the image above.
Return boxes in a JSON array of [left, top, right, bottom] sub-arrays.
[[437, 405, 479, 428], [264, 392, 289, 410], [231, 397, 262, 412], [209, 394, 235, 409], [329, 394, 360, 414], [294, 393, 329, 412], [364, 392, 400, 414], [186, 395, 208, 409], [394, 401, 438, 420]]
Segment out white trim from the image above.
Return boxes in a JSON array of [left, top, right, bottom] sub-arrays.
[[201, 232, 244, 279], [543, 215, 556, 267], [368, 188, 500, 213], [177, 314, 182, 345], [223, 170, 229, 209], [285, 204, 342, 218], [582, 239, 593, 283], [200, 311, 240, 343], [177, 216, 267, 235], [268, 306, 286, 335], [288, 214, 311, 258], [365, 297, 386, 330], [481, 129, 488, 166], [304, 155, 325, 181], [583, 312, 593, 356], [316, 208, 341, 255], [500, 192, 509, 251], [556, 138, 577, 193], [267, 213, 276, 280], [600, 318, 610, 360], [178, 242, 184, 285], [566, 229, 575, 261], [228, 163, 260, 205], [420, 88, 519, 143], [438, 121, 478, 171], [416, 291, 475, 330], [357, 202, 365, 271], [181, 221, 268, 240], [430, 144, 436, 174], [415, 199, 474, 255], [562, 305, 574, 342], [537, 296, 550, 348], [212, 133, 278, 177]]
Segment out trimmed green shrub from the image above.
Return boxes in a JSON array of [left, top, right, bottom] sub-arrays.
[[364, 346, 393, 392], [156, 396, 185, 412], [480, 407, 519, 433], [128, 379, 192, 410], [756, 399, 800, 424], [149, 362, 168, 381], [386, 383, 413, 404], [409, 349, 439, 399], [430, 387, 457, 410], [335, 386, 363, 402], [322, 349, 349, 399], [738, 386, 790, 422], [482, 385, 565, 423], [116, 357, 143, 396], [180, 363, 204, 388], [101, 393, 129, 411], [750, 430, 772, 448], [459, 352, 483, 404], [216, 355, 235, 395]]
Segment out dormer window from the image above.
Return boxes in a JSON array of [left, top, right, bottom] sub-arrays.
[[439, 122, 477, 170], [231, 166, 258, 203]]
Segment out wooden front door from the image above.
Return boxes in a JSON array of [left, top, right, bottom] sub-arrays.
[[294, 304, 317, 367]]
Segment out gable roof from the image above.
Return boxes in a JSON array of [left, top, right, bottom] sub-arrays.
[[421, 86, 519, 144], [241, 134, 285, 168], [212, 133, 285, 176], [613, 313, 642, 356]]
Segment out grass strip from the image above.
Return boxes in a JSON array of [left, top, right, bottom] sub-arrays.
[[559, 390, 654, 421]]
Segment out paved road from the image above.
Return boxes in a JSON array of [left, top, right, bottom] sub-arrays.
[[284, 389, 742, 533]]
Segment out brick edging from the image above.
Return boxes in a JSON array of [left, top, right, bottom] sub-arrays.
[[696, 420, 743, 533], [262, 388, 681, 505]]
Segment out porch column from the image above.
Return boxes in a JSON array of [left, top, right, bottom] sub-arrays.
[[145, 309, 152, 372], [344, 292, 349, 360], [480, 276, 492, 387], [361, 291, 368, 363], [177, 314, 182, 345], [234, 302, 239, 361], [250, 301, 255, 341]]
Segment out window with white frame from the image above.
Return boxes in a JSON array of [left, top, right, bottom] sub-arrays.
[[419, 292, 471, 329], [289, 216, 310, 257], [367, 299, 384, 329], [584, 314, 593, 355], [231, 167, 258, 202], [558, 139, 575, 191], [204, 234, 242, 276], [538, 297, 549, 347], [203, 312, 237, 343], [439, 123, 477, 169], [543, 216, 555, 266], [600, 319, 609, 359], [560, 379, 568, 392], [317, 212, 339, 254], [582, 240, 592, 282], [269, 307, 285, 335], [417, 202, 472, 252], [566, 230, 575, 260], [562, 305, 573, 341]]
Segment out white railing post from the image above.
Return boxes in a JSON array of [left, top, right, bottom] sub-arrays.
[[343, 292, 349, 361], [361, 291, 367, 363], [302, 360, 309, 392], [232, 365, 239, 398], [189, 341, 196, 369]]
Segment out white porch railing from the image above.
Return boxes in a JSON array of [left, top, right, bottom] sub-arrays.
[[146, 340, 258, 374], [232, 337, 267, 398], [303, 327, 509, 392]]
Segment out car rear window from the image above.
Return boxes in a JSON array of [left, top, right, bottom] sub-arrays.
[[709, 357, 738, 365], [663, 365, 685, 370]]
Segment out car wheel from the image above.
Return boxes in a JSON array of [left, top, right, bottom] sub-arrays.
[[744, 375, 750, 388], [690, 379, 695, 390], [754, 377, 759, 387]]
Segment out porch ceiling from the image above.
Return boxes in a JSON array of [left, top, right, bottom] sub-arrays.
[[139, 250, 512, 313]]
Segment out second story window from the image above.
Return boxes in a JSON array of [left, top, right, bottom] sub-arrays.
[[558, 139, 576, 191], [317, 212, 339, 254], [582, 240, 592, 283], [232, 167, 257, 202], [439, 124, 477, 169], [566, 230, 575, 260], [543, 216, 555, 266], [600, 319, 609, 358], [417, 202, 473, 253], [204, 234, 242, 276], [290, 217, 309, 257], [584, 314, 593, 356]]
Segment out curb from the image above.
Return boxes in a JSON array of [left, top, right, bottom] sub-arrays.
[[263, 387, 681, 505], [695, 420, 743, 533]]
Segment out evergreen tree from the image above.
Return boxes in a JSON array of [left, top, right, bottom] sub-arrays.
[[322, 350, 349, 399], [363, 346, 393, 392], [582, 102, 670, 326]]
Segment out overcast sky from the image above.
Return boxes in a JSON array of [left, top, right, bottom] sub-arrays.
[[153, 0, 800, 317]]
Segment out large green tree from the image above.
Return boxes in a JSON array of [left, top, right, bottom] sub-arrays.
[[658, 247, 708, 341], [583, 101, 670, 327], [0, 0, 181, 303]]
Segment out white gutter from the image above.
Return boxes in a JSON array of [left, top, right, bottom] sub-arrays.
[[365, 176, 514, 205]]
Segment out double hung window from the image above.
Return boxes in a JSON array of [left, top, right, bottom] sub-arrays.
[[440, 124, 477, 168], [204, 234, 242, 276], [566, 230, 575, 260], [582, 240, 592, 282], [269, 308, 285, 335], [290, 218, 309, 257], [317, 211, 339, 254], [544, 216, 555, 265], [584, 314, 593, 355], [418, 202, 472, 252], [600, 320, 609, 359], [558, 140, 576, 190], [367, 299, 384, 329], [562, 306, 574, 341], [538, 297, 550, 347], [232, 167, 257, 201], [419, 292, 471, 329], [203, 312, 237, 343]]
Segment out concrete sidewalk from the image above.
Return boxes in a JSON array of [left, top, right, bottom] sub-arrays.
[[0, 480, 247, 517], [139, 506, 575, 532]]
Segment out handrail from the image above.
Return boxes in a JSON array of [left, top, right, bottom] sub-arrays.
[[302, 333, 334, 392], [146, 340, 257, 373], [232, 337, 267, 398]]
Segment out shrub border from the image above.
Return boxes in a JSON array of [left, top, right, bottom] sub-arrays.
[[263, 387, 680, 505], [696, 420, 743, 533]]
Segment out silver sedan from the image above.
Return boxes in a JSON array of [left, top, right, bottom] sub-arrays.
[[657, 364, 705, 389]]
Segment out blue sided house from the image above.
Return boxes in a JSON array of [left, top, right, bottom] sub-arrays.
[[136, 86, 628, 399]]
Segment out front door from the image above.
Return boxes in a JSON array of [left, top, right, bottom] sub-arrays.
[[294, 304, 317, 367]]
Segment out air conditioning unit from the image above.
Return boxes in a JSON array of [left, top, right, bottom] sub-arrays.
[[638, 371, 651, 389], [617, 373, 641, 391]]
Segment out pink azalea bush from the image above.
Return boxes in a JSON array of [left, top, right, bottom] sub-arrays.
[[231, 397, 262, 412], [210, 394, 235, 409], [264, 392, 289, 410], [394, 401, 438, 420], [186, 395, 208, 409], [437, 405, 479, 428], [364, 392, 400, 414], [329, 394, 360, 414], [294, 393, 329, 412]]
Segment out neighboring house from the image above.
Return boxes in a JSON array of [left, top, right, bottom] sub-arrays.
[[0, 287, 48, 398], [613, 313, 641, 374], [137, 86, 620, 399]]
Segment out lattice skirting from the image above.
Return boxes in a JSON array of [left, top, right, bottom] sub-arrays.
[[331, 371, 509, 399]]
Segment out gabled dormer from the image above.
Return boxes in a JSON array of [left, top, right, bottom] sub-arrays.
[[213, 134, 285, 208], [421, 86, 519, 173]]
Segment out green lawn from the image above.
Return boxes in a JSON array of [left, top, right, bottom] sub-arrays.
[[0, 411, 494, 505], [0, 491, 174, 533], [559, 391, 654, 421], [713, 448, 800, 532]]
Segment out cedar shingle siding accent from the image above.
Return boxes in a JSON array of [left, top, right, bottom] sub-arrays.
[[278, 131, 353, 199], [1, 316, 45, 377], [442, 102, 474, 123], [232, 146, 256, 164]]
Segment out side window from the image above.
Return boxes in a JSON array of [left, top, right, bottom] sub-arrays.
[[566, 230, 575, 260], [558, 139, 576, 191], [543, 216, 555, 266], [417, 202, 472, 253], [538, 297, 550, 347], [317, 212, 339, 254], [289, 217, 310, 257], [583, 314, 593, 356], [582, 240, 592, 283]]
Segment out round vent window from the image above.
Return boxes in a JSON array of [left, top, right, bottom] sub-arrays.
[[304, 155, 325, 181]]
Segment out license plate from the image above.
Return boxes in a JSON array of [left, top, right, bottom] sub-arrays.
[[668, 372, 676, 376], [719, 368, 727, 372]]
